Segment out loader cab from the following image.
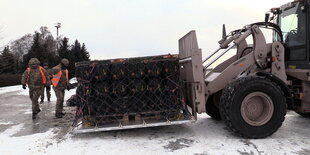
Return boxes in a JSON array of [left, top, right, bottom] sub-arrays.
[[274, 0, 310, 69]]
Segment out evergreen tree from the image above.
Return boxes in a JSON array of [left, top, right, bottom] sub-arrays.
[[70, 40, 81, 62], [31, 32, 43, 59], [0, 46, 17, 74], [13, 26, 92, 78], [65, 40, 82, 78], [57, 39, 91, 78], [80, 43, 90, 61], [22, 30, 59, 70], [42, 41, 59, 68], [69, 40, 90, 62], [22, 32, 43, 70], [38, 26, 58, 67], [58, 37, 69, 59]]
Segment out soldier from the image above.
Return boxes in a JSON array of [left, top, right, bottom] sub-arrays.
[[40, 63, 53, 103], [21, 58, 51, 119], [52, 58, 70, 118]]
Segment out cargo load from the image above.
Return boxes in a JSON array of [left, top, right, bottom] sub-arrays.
[[72, 54, 193, 133]]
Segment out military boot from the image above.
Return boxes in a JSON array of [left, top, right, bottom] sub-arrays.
[[48, 98, 50, 102], [55, 113, 63, 118], [32, 112, 37, 119]]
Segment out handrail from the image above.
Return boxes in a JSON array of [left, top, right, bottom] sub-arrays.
[[202, 47, 221, 63], [203, 44, 236, 70]]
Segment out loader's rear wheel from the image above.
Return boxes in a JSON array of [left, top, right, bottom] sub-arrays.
[[219, 76, 286, 138], [206, 94, 221, 120]]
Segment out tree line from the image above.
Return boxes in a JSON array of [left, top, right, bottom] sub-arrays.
[[0, 26, 90, 78]]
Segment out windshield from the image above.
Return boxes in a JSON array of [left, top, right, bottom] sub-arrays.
[[276, 2, 307, 61]]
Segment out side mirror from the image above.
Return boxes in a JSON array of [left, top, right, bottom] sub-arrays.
[[265, 13, 270, 22]]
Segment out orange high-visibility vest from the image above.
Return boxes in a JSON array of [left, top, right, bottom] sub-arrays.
[[26, 67, 47, 85], [52, 69, 69, 87]]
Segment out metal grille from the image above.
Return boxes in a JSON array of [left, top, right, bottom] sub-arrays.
[[72, 55, 190, 129]]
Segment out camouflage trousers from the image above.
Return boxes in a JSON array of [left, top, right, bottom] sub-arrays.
[[40, 85, 51, 101], [29, 87, 44, 114], [53, 88, 65, 115]]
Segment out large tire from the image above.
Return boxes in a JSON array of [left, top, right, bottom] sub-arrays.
[[219, 76, 286, 138], [206, 94, 222, 120]]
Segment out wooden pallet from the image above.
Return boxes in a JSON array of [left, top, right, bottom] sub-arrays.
[[82, 110, 180, 127]]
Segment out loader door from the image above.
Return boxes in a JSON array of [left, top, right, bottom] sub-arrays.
[[279, 2, 310, 69]]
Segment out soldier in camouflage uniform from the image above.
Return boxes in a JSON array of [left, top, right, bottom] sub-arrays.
[[40, 63, 53, 103], [51, 58, 70, 118], [21, 58, 51, 119]]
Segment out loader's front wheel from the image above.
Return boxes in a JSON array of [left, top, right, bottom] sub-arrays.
[[220, 76, 286, 138]]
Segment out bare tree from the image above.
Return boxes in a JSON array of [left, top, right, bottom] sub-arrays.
[[9, 34, 33, 73], [9, 34, 33, 61]]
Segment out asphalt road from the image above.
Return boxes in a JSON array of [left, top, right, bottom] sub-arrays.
[[0, 88, 309, 155]]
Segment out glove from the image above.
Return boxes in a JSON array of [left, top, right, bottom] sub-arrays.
[[69, 83, 78, 89], [22, 84, 26, 90]]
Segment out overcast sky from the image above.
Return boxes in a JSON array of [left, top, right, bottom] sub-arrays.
[[0, 0, 290, 60]]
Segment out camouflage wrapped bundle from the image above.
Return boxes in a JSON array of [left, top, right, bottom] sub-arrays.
[[73, 54, 186, 128]]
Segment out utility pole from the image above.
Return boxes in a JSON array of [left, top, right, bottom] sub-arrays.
[[55, 23, 61, 52]]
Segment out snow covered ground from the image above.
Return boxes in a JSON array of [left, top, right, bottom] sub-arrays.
[[0, 84, 309, 155]]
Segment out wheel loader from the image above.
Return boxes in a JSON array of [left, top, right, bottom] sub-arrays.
[[72, 0, 309, 138]]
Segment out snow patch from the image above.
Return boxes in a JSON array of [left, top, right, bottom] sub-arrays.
[[0, 128, 57, 155], [0, 85, 21, 95], [20, 109, 32, 114], [0, 121, 13, 125], [70, 78, 77, 83], [0, 80, 309, 154], [18, 89, 29, 96], [1, 124, 24, 136]]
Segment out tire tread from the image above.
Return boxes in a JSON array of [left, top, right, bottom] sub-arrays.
[[219, 76, 286, 138]]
